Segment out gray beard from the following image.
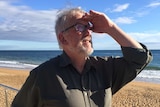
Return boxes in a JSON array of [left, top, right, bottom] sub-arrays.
[[80, 45, 94, 57]]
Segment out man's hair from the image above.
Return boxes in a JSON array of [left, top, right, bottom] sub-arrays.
[[55, 7, 85, 48]]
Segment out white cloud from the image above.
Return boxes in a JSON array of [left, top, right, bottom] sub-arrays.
[[114, 17, 136, 24], [0, 1, 159, 50], [146, 2, 160, 8], [0, 40, 59, 50], [92, 32, 160, 50], [112, 3, 130, 12], [91, 33, 120, 50], [128, 32, 160, 49], [134, 1, 160, 17], [0, 1, 58, 42], [129, 32, 160, 42]]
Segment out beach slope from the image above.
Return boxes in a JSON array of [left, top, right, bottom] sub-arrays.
[[0, 68, 160, 107]]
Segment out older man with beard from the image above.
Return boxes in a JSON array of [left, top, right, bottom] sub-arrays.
[[12, 7, 152, 107]]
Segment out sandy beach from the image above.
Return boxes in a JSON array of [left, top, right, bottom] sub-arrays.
[[0, 68, 160, 107]]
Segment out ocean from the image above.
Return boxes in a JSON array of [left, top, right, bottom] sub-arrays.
[[0, 50, 159, 84]]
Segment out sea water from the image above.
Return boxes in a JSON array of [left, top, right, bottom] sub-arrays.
[[0, 50, 159, 84]]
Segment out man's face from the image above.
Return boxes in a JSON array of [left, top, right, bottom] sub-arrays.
[[61, 12, 94, 56]]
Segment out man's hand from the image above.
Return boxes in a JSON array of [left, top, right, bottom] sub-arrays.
[[82, 10, 143, 49], [82, 10, 114, 34]]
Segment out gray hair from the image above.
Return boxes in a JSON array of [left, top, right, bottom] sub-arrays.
[[55, 7, 85, 48]]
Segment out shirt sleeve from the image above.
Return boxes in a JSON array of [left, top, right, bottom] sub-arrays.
[[11, 68, 42, 107], [111, 43, 153, 94]]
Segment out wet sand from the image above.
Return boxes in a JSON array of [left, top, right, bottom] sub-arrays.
[[0, 68, 160, 107]]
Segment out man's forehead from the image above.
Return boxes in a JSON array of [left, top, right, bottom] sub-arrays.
[[77, 19, 89, 24], [68, 17, 88, 25]]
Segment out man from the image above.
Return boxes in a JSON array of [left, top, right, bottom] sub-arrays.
[[12, 8, 152, 107]]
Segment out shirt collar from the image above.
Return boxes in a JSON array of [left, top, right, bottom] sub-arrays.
[[85, 57, 96, 69], [59, 51, 96, 70], [59, 51, 72, 67]]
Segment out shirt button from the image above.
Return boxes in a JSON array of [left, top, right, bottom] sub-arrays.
[[84, 92, 87, 96]]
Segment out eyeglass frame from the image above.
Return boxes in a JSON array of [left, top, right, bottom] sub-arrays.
[[61, 22, 93, 33]]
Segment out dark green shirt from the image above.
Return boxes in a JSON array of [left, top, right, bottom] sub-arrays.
[[12, 44, 152, 107]]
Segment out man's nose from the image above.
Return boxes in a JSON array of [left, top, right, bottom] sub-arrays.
[[83, 29, 92, 37]]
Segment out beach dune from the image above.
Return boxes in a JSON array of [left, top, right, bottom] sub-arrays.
[[0, 68, 160, 107]]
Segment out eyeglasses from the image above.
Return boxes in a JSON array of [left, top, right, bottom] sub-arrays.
[[61, 22, 93, 33]]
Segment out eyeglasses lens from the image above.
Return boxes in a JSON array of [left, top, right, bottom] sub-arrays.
[[75, 23, 93, 32], [75, 24, 85, 32]]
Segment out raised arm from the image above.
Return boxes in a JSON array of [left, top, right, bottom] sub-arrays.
[[83, 10, 143, 49]]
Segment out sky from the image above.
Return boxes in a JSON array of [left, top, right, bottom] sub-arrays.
[[0, 0, 160, 50]]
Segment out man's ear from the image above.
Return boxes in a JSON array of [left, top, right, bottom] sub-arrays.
[[58, 33, 68, 45]]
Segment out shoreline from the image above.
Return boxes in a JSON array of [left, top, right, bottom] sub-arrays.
[[0, 67, 160, 107], [1, 66, 160, 84]]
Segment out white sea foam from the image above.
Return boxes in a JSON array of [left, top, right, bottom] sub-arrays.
[[138, 70, 160, 79], [135, 70, 160, 84], [0, 60, 38, 70], [0, 60, 159, 83]]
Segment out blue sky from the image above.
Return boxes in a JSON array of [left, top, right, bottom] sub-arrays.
[[0, 0, 160, 50]]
